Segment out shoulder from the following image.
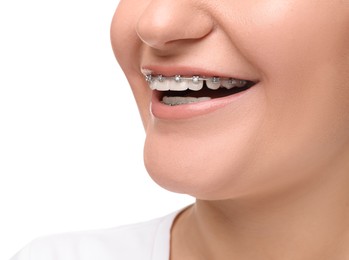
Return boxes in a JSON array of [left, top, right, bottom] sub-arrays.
[[10, 211, 179, 260]]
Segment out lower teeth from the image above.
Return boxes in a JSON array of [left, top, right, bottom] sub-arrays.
[[162, 96, 211, 106]]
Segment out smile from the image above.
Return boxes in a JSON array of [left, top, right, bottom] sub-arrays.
[[145, 74, 256, 106]]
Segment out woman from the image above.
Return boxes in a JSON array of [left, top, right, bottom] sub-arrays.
[[12, 0, 349, 259]]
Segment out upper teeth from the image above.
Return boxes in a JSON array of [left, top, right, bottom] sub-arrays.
[[145, 75, 247, 91]]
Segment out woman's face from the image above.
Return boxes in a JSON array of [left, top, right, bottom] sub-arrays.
[[111, 0, 349, 200]]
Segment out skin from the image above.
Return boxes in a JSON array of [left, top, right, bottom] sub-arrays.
[[111, 0, 349, 259]]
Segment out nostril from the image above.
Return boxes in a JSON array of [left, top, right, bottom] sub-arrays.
[[136, 1, 214, 50]]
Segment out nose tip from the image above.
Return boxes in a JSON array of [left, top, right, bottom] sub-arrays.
[[136, 1, 213, 50]]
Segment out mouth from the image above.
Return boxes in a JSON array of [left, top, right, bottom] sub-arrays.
[[145, 74, 257, 106]]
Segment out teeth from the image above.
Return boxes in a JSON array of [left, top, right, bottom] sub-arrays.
[[150, 77, 170, 90], [221, 79, 247, 89], [206, 77, 221, 90], [189, 76, 204, 91], [174, 75, 182, 82], [169, 76, 189, 91], [221, 79, 235, 89], [157, 75, 164, 82], [147, 75, 204, 91], [145, 74, 153, 83], [236, 80, 247, 87], [192, 76, 200, 84], [162, 96, 211, 106], [189, 78, 204, 91], [145, 75, 248, 91], [168, 78, 204, 91]]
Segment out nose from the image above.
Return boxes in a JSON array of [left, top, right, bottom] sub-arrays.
[[136, 0, 214, 50]]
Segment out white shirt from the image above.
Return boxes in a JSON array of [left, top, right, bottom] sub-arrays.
[[11, 211, 179, 260]]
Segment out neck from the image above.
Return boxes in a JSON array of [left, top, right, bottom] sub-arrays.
[[171, 162, 349, 260]]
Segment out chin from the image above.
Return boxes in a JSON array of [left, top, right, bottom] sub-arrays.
[[143, 129, 257, 201]]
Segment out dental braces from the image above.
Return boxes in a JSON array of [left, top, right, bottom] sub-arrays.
[[145, 74, 247, 86]]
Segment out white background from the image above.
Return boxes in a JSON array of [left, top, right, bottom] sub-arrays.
[[0, 0, 193, 259]]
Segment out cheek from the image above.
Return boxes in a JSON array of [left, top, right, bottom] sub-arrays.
[[232, 0, 349, 130], [111, 1, 140, 66], [111, 0, 152, 127], [231, 1, 348, 79], [242, 1, 349, 187]]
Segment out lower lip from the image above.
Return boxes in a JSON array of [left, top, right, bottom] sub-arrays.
[[151, 86, 256, 120]]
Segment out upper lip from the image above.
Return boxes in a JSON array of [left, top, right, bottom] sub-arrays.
[[141, 65, 259, 82]]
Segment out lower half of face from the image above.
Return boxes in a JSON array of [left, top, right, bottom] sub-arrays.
[[112, 0, 349, 200], [143, 73, 349, 200]]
